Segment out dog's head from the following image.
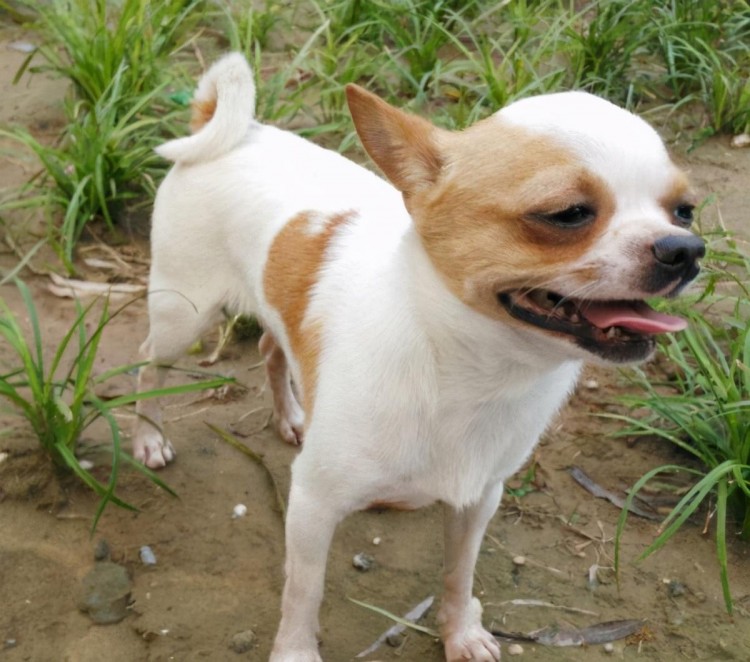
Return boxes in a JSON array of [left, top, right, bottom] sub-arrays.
[[346, 86, 704, 364]]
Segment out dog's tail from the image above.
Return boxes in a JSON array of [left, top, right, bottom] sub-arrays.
[[156, 53, 256, 165]]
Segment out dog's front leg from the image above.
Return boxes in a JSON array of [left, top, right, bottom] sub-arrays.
[[439, 482, 503, 662], [271, 478, 343, 662]]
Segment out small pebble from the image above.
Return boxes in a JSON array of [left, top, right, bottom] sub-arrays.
[[372, 536, 381, 546], [508, 643, 524, 656], [79, 459, 94, 470], [731, 133, 750, 148], [386, 632, 404, 647], [4, 639, 17, 650], [232, 503, 248, 519], [94, 539, 110, 562], [604, 642, 614, 654], [139, 546, 157, 566], [352, 552, 374, 571], [0, 451, 9, 465], [583, 378, 599, 390], [512, 555, 526, 566], [668, 579, 686, 597], [9, 41, 35, 53], [229, 629, 256, 654]]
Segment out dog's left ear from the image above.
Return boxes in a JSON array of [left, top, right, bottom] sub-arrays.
[[346, 84, 444, 198]]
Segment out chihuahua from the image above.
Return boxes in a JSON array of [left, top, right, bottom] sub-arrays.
[[133, 53, 703, 661]]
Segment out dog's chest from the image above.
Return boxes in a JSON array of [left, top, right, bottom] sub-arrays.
[[361, 358, 580, 509]]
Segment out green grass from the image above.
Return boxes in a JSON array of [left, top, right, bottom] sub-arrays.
[[3, 0, 749, 261], [1, 0, 749, 564], [607, 228, 750, 614], [0, 278, 232, 530], [1, 0, 201, 270]]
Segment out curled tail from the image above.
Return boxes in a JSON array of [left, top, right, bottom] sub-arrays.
[[156, 53, 256, 164]]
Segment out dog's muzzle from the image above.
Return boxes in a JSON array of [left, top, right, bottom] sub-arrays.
[[644, 233, 706, 296]]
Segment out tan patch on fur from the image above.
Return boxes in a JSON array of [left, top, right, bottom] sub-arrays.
[[347, 85, 443, 194], [409, 119, 614, 319], [659, 169, 695, 222], [190, 98, 217, 133], [264, 211, 352, 413]]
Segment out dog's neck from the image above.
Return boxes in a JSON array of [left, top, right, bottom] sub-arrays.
[[400, 226, 581, 394]]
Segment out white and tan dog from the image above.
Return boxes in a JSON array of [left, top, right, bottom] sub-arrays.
[[133, 53, 704, 661]]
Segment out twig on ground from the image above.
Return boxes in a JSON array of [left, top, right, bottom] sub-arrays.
[[206, 422, 286, 521], [354, 595, 436, 657], [485, 533, 567, 578], [569, 466, 660, 521], [489, 599, 599, 617], [492, 619, 646, 646]]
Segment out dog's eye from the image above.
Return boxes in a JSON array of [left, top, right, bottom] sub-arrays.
[[674, 204, 694, 226], [542, 205, 596, 228]]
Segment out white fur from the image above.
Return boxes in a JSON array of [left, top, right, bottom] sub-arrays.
[[134, 53, 697, 661]]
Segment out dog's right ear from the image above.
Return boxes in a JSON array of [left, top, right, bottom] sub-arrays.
[[346, 85, 444, 199]]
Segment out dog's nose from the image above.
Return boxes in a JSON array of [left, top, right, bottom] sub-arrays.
[[652, 235, 705, 270]]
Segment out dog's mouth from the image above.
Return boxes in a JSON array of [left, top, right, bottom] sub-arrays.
[[498, 289, 687, 362]]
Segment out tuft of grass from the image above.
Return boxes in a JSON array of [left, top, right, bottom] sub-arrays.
[[0, 279, 232, 530], [2, 0, 201, 269], [563, 0, 648, 104], [1, 64, 172, 269], [14, 0, 203, 107], [608, 229, 750, 614]]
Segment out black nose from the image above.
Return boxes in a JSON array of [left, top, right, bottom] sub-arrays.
[[652, 235, 705, 270]]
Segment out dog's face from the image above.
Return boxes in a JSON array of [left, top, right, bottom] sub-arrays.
[[347, 87, 704, 364]]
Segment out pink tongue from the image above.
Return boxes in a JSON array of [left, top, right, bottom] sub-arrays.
[[580, 301, 687, 334]]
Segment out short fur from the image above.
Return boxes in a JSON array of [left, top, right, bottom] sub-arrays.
[[134, 53, 702, 661]]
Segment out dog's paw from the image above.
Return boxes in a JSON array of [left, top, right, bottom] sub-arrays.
[[276, 415, 304, 445], [444, 626, 501, 662], [133, 431, 175, 469], [440, 597, 501, 662], [273, 400, 305, 446]]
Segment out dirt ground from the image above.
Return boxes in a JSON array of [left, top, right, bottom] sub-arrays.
[[1, 22, 750, 662]]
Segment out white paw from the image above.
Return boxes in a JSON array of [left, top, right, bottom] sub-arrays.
[[440, 597, 501, 662], [133, 430, 175, 468], [444, 626, 501, 661], [274, 402, 305, 446]]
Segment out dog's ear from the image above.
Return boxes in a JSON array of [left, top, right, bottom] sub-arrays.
[[346, 84, 443, 197]]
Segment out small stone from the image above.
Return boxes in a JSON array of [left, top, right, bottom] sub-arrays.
[[668, 580, 686, 597], [4, 639, 17, 650], [386, 632, 404, 647], [232, 503, 248, 519], [583, 378, 599, 390], [94, 539, 110, 561], [79, 459, 94, 470], [352, 552, 374, 571], [731, 133, 750, 148], [372, 536, 381, 546], [604, 642, 614, 654], [139, 546, 157, 565], [667, 607, 685, 626], [229, 629, 256, 654], [508, 643, 524, 655], [8, 41, 35, 53], [78, 561, 132, 624], [512, 555, 526, 566], [0, 451, 9, 465]]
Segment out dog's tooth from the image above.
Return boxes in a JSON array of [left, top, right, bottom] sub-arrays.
[[606, 327, 617, 339], [570, 313, 580, 324]]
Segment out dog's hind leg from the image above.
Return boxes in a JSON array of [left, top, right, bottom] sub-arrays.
[[439, 482, 503, 662], [134, 291, 222, 468], [259, 330, 305, 445]]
